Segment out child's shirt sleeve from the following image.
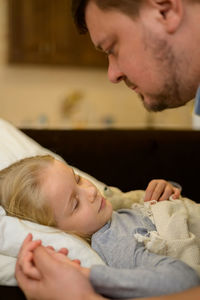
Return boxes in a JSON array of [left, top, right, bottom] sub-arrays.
[[90, 252, 200, 299]]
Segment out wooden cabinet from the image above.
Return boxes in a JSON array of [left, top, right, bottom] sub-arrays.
[[8, 0, 107, 67]]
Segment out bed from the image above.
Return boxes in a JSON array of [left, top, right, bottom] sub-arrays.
[[1, 121, 200, 299]]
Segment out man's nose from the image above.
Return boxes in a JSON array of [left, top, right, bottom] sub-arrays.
[[108, 56, 124, 83]]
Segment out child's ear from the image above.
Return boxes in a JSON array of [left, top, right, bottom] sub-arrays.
[[149, 0, 183, 33]]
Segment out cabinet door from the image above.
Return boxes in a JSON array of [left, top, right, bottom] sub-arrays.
[[8, 0, 107, 67]]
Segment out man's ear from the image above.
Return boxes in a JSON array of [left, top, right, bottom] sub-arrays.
[[149, 0, 184, 33]]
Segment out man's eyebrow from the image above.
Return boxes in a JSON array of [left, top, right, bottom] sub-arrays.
[[95, 37, 110, 53]]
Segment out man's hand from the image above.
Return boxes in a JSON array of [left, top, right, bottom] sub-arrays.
[[144, 179, 181, 202]]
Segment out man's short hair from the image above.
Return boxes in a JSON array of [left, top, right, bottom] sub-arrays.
[[71, 0, 143, 34]]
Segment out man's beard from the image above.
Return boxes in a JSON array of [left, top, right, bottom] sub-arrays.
[[134, 30, 196, 112], [138, 80, 183, 112]]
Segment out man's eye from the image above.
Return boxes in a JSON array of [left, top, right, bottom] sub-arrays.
[[106, 48, 113, 56], [105, 43, 116, 56], [109, 49, 114, 55]]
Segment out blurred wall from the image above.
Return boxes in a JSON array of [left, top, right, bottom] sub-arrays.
[[0, 0, 194, 129]]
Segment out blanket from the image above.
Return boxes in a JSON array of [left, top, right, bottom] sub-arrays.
[[104, 186, 200, 276], [136, 197, 200, 276]]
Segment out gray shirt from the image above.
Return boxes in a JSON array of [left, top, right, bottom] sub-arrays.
[[90, 208, 200, 299]]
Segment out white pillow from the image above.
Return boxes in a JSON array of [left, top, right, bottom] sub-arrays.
[[0, 206, 104, 286], [0, 118, 106, 286]]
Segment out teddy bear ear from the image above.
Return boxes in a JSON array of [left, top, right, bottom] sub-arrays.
[[103, 186, 113, 197]]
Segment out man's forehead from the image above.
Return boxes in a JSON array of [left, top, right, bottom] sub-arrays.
[[85, 1, 108, 44], [85, 1, 139, 45]]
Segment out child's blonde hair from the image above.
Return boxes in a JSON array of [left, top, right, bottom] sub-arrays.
[[0, 155, 56, 227]]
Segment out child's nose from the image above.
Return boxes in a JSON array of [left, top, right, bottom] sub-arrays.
[[87, 186, 97, 203]]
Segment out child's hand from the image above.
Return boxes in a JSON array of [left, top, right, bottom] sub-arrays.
[[16, 233, 69, 280], [16, 233, 42, 280], [16, 233, 89, 281], [144, 179, 181, 202], [16, 245, 94, 300]]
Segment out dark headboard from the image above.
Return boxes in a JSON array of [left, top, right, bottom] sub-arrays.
[[22, 129, 200, 202]]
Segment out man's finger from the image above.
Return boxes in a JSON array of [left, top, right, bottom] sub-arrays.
[[33, 246, 60, 275]]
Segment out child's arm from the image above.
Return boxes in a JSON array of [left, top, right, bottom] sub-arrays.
[[89, 249, 200, 299], [144, 179, 181, 202]]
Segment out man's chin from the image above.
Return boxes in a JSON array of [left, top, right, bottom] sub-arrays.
[[139, 94, 166, 112], [143, 101, 168, 112], [139, 94, 183, 112]]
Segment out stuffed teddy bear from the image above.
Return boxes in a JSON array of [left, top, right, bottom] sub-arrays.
[[103, 186, 145, 211]]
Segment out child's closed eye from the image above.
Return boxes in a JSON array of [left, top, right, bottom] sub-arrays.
[[73, 199, 79, 211]]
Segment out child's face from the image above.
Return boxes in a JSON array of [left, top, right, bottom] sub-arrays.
[[41, 159, 113, 236]]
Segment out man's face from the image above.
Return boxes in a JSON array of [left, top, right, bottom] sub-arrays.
[[85, 1, 196, 111]]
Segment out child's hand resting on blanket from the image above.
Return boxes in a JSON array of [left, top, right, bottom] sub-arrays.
[[144, 179, 181, 202]]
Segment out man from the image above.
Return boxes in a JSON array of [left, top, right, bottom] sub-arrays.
[[72, 0, 200, 112], [16, 0, 200, 299]]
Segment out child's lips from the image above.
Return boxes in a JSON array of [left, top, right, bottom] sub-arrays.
[[99, 197, 106, 212]]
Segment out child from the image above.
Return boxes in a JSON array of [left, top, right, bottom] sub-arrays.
[[1, 155, 199, 299]]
